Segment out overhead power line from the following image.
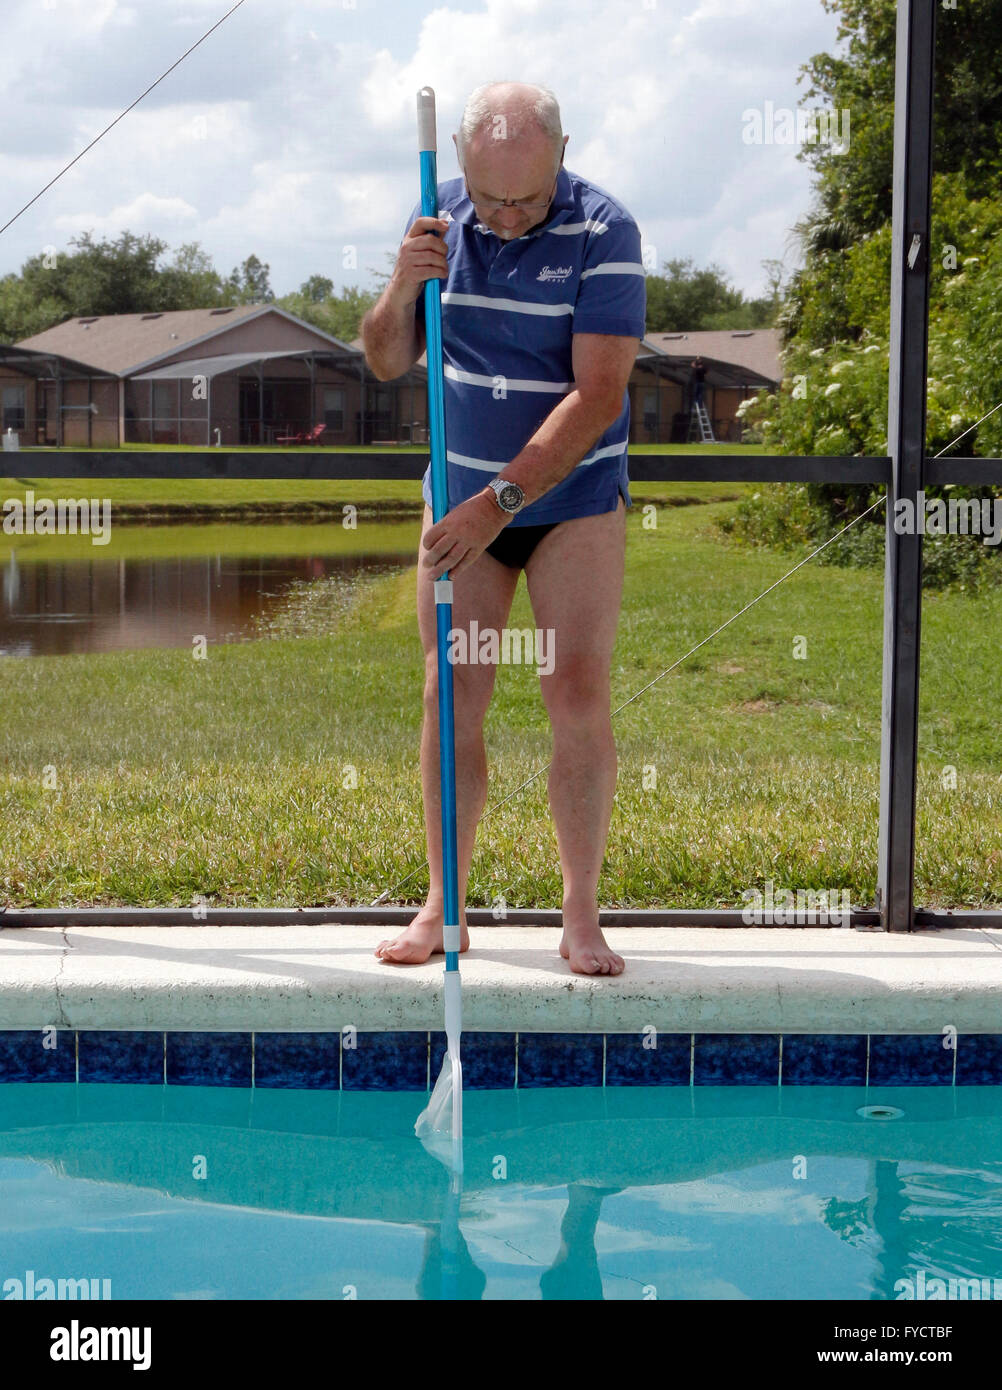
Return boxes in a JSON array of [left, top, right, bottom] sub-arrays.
[[0, 0, 248, 238]]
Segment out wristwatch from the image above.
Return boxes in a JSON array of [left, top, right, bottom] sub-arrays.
[[485, 476, 526, 514]]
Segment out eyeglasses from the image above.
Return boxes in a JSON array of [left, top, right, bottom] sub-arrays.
[[463, 154, 563, 213]]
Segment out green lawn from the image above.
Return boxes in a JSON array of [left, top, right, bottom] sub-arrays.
[[0, 478, 999, 911], [1, 443, 763, 510], [0, 459, 754, 559]]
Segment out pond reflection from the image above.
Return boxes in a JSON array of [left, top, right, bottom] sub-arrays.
[[0, 534, 417, 657]]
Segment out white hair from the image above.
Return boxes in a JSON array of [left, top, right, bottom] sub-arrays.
[[456, 82, 563, 164]]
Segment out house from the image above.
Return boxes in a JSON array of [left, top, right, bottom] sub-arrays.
[[353, 327, 782, 446], [633, 329, 782, 443], [0, 310, 780, 448], [0, 343, 119, 447], [3, 305, 425, 447]]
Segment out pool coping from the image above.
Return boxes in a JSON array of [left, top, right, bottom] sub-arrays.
[[2, 922, 1002, 1034]]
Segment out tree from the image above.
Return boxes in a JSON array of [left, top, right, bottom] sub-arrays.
[[61, 230, 168, 316], [0, 228, 387, 347], [787, 0, 1002, 344], [645, 256, 774, 332], [0, 271, 67, 343], [325, 284, 379, 342], [730, 0, 1002, 587], [278, 282, 379, 343], [227, 254, 274, 304], [797, 0, 1002, 241], [159, 242, 229, 310], [0, 230, 169, 341], [0, 231, 242, 341], [300, 274, 334, 303]]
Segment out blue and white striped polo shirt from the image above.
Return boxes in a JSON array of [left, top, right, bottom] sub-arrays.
[[403, 166, 647, 526]]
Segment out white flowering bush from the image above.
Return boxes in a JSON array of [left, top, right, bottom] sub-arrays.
[[724, 173, 1002, 587]]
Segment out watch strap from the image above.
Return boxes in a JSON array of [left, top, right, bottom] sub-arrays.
[[487, 476, 525, 513]]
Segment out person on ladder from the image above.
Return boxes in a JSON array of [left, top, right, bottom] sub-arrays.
[[688, 356, 714, 441], [690, 355, 707, 411], [361, 81, 646, 976]]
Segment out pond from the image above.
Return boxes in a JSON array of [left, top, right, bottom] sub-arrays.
[[0, 518, 421, 657]]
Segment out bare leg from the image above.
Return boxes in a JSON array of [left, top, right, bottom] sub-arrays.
[[376, 505, 519, 964], [524, 497, 626, 975]]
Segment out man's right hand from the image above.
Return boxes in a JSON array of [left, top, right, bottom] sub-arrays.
[[388, 217, 450, 307]]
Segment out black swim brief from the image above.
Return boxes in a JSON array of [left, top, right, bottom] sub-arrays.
[[484, 522, 559, 570]]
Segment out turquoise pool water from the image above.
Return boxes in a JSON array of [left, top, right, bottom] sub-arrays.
[[2, 1084, 1001, 1301]]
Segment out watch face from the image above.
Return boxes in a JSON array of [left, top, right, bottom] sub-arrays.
[[499, 483, 523, 510]]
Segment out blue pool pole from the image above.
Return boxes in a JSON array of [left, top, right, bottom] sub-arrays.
[[416, 85, 463, 1180]]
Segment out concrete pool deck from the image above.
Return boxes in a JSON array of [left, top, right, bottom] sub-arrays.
[[1, 923, 1001, 1032]]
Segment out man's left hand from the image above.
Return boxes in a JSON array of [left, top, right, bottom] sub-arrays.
[[421, 491, 508, 579]]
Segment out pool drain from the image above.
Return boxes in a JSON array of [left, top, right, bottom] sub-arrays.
[[856, 1104, 905, 1119]]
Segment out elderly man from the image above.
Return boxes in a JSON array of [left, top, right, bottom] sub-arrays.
[[361, 81, 645, 975]]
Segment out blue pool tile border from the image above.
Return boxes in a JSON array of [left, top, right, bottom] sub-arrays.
[[0, 1030, 76, 1084], [518, 1032, 604, 1088], [0, 1030, 995, 1089], [694, 1033, 780, 1085], [868, 1033, 956, 1086], [255, 1032, 340, 1090], [342, 1031, 427, 1091], [606, 1032, 690, 1086], [781, 1034, 868, 1086], [430, 1032, 516, 1089], [955, 1033, 1002, 1086], [78, 1031, 163, 1085], [166, 1032, 252, 1088]]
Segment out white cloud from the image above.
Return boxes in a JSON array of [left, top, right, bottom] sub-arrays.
[[53, 192, 199, 236], [0, 0, 843, 301]]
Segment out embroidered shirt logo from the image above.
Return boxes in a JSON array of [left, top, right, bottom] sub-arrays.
[[536, 265, 573, 282]]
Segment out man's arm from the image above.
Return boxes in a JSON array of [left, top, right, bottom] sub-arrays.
[[361, 213, 446, 380], [420, 332, 640, 579], [361, 294, 426, 381], [496, 332, 641, 507]]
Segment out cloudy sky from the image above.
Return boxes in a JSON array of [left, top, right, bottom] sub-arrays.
[[0, 0, 844, 301]]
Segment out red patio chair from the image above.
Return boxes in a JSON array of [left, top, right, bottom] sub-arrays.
[[275, 422, 326, 445]]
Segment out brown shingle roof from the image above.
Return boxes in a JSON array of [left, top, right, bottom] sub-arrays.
[[354, 329, 782, 383], [18, 306, 269, 376], [642, 329, 782, 384]]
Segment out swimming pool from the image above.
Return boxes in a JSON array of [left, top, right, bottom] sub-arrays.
[[2, 1080, 1001, 1301]]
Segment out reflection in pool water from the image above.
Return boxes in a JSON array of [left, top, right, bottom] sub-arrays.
[[1, 1084, 1000, 1301]]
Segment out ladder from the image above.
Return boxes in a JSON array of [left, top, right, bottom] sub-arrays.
[[687, 400, 716, 443]]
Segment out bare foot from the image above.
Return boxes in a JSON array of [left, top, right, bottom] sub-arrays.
[[375, 904, 471, 965], [559, 906, 625, 976]]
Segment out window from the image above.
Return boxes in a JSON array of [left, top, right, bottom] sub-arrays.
[[324, 387, 345, 432], [2, 385, 26, 431], [152, 381, 174, 420], [374, 387, 392, 420]]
